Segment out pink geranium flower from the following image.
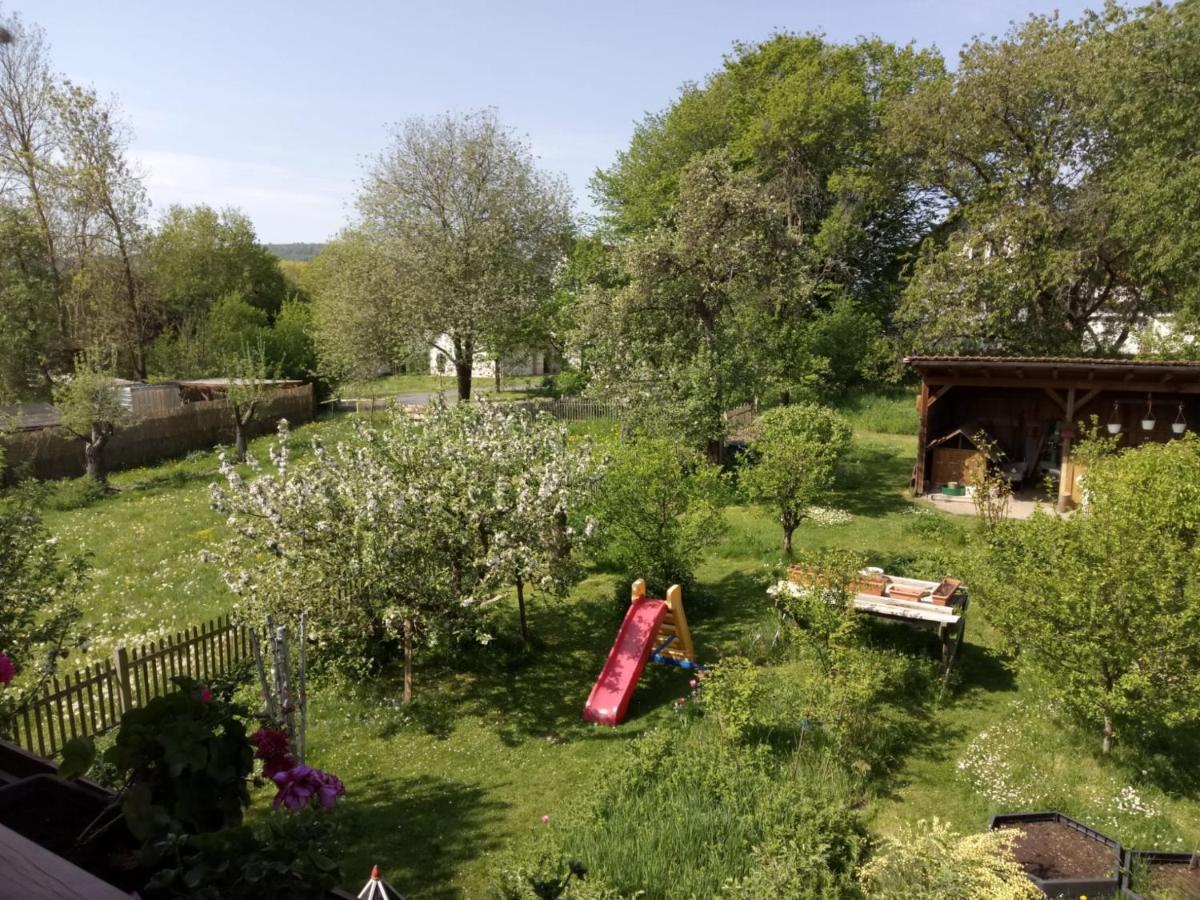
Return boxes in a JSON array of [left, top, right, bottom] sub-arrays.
[[272, 765, 345, 811], [199, 686, 213, 704], [250, 727, 297, 779], [0, 654, 14, 686]]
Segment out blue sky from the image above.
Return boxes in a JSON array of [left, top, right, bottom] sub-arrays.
[[31, 0, 1093, 242]]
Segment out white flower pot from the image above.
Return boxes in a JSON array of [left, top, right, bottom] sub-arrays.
[[1141, 419, 1156, 431], [1106, 423, 1121, 435], [1172, 422, 1186, 435]]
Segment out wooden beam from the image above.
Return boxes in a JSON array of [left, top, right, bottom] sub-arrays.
[[1043, 387, 1066, 411], [926, 384, 952, 408], [1076, 388, 1101, 412]]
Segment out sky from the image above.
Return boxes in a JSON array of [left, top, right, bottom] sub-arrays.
[[29, 0, 1095, 243]]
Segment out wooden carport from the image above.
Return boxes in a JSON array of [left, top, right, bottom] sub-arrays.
[[906, 356, 1200, 511]]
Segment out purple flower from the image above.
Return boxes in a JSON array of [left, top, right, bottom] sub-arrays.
[[272, 764, 346, 811], [0, 654, 13, 685]]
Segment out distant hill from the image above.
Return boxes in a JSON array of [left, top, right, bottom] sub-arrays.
[[265, 242, 326, 262]]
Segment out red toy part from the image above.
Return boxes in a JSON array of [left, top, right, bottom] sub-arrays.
[[583, 597, 668, 726]]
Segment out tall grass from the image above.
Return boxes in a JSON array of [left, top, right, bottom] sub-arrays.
[[833, 387, 919, 435]]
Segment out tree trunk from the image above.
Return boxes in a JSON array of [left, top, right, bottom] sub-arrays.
[[516, 578, 529, 648], [494, 364, 502, 394], [706, 438, 723, 466], [455, 359, 472, 401], [234, 424, 247, 463], [783, 526, 795, 556], [1102, 715, 1114, 754], [403, 617, 414, 705], [84, 426, 107, 485]]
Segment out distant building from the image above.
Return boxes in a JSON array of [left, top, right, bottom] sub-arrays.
[[428, 334, 562, 378]]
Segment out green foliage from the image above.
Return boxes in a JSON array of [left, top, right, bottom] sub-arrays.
[[700, 656, 763, 743], [149, 204, 287, 322], [144, 807, 342, 900], [500, 725, 868, 900], [973, 436, 1200, 752], [0, 493, 86, 729], [858, 819, 1040, 900], [52, 350, 134, 483], [740, 403, 853, 553], [104, 676, 253, 842], [590, 435, 727, 595], [267, 298, 319, 382], [0, 204, 60, 401]]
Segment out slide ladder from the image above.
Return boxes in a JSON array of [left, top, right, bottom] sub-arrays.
[[583, 580, 697, 726]]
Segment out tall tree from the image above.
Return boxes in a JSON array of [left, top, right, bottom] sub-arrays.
[[583, 151, 801, 457], [356, 109, 573, 400], [309, 229, 417, 386], [54, 83, 156, 377], [149, 204, 286, 326], [0, 10, 68, 380], [889, 12, 1167, 354], [0, 204, 57, 399]]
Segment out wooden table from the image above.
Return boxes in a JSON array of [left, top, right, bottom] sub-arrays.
[[0, 823, 132, 899]]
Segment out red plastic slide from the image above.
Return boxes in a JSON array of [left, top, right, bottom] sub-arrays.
[[583, 597, 668, 726]]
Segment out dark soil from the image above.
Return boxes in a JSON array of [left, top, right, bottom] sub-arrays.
[[1148, 863, 1200, 898], [1001, 820, 1117, 880]]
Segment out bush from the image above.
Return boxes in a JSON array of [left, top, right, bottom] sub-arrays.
[[858, 819, 1040, 899], [590, 435, 727, 595], [43, 475, 109, 511]]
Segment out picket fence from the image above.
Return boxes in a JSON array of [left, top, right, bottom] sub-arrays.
[[10, 614, 253, 758], [514, 397, 624, 421]]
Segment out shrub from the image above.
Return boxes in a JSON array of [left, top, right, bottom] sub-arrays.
[[700, 656, 763, 743], [590, 435, 727, 595], [740, 403, 853, 554], [0, 493, 87, 730], [972, 435, 1200, 753], [858, 819, 1040, 900]]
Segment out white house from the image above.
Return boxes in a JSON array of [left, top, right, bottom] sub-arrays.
[[428, 334, 562, 379]]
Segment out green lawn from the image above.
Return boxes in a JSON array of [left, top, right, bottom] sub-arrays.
[[30, 403, 1200, 897]]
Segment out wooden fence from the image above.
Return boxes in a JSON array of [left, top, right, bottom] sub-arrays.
[[10, 615, 253, 758]]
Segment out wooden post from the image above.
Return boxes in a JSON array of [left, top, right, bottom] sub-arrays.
[[914, 380, 930, 496], [1058, 387, 1076, 513], [113, 645, 133, 715], [631, 579, 646, 603]]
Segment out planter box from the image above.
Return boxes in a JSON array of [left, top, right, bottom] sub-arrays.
[[0, 774, 140, 892], [0, 739, 59, 785], [990, 812, 1122, 898], [1121, 849, 1200, 900]]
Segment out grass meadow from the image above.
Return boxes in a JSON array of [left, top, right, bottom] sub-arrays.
[[22, 391, 1200, 897]]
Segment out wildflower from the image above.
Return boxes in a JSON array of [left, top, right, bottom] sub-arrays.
[[541, 814, 550, 825], [272, 765, 346, 811], [688, 679, 697, 690], [199, 686, 213, 704], [0, 654, 14, 685]]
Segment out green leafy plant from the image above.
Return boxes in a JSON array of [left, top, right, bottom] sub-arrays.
[[590, 434, 728, 595]]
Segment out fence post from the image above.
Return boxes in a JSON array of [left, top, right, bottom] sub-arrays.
[[113, 645, 133, 714]]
